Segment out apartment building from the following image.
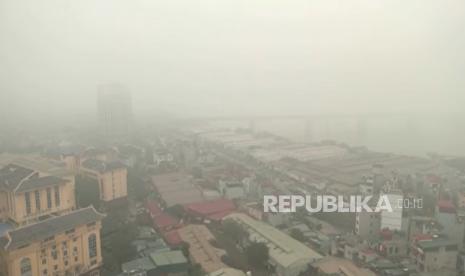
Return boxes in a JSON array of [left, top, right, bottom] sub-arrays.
[[411, 236, 458, 272], [355, 211, 381, 239], [0, 164, 76, 226], [97, 83, 133, 138], [224, 213, 322, 276], [0, 206, 104, 276], [80, 159, 127, 203]]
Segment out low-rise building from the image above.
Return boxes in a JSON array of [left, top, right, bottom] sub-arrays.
[[178, 224, 227, 273], [0, 164, 76, 226], [377, 233, 408, 258], [380, 192, 403, 231], [149, 250, 188, 276], [355, 211, 381, 239], [208, 268, 246, 276], [151, 173, 204, 207], [411, 236, 458, 272], [219, 180, 245, 200], [184, 199, 235, 223], [312, 256, 376, 276], [224, 213, 322, 276], [121, 257, 156, 276], [80, 159, 127, 203], [0, 206, 104, 276], [435, 200, 465, 249]]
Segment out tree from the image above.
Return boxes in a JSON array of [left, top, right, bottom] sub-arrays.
[[75, 175, 100, 208], [145, 146, 154, 164], [188, 264, 205, 276], [180, 241, 190, 258], [127, 169, 148, 201], [223, 219, 248, 245], [290, 228, 306, 242], [107, 221, 137, 264], [166, 204, 186, 219], [245, 242, 269, 269]]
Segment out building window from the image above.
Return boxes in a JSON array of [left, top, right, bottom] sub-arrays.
[[35, 190, 41, 211], [25, 192, 31, 214], [54, 186, 60, 207], [51, 249, 58, 260], [88, 233, 97, 258], [20, 258, 32, 276], [46, 188, 52, 209], [100, 180, 104, 199]]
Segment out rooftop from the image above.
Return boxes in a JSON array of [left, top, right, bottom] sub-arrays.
[[0, 164, 34, 191], [17, 175, 68, 193], [149, 250, 187, 266], [121, 257, 156, 273], [313, 256, 376, 276], [146, 200, 163, 217], [0, 154, 73, 178], [153, 213, 179, 229], [81, 158, 126, 173], [178, 224, 227, 273], [0, 223, 13, 237], [0, 206, 105, 250], [224, 213, 322, 268], [184, 198, 235, 220], [151, 173, 204, 207], [162, 230, 183, 247], [208, 268, 246, 276], [416, 237, 457, 251]]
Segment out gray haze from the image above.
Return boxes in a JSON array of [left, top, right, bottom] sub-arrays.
[[1, 0, 465, 122]]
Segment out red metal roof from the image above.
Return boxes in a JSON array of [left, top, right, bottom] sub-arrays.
[[426, 174, 442, 184], [163, 230, 183, 247], [437, 200, 456, 213], [379, 228, 393, 240], [153, 213, 179, 229], [413, 234, 433, 242], [146, 200, 163, 217], [184, 199, 235, 216]]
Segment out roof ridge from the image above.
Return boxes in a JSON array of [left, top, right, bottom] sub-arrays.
[[7, 206, 104, 234]]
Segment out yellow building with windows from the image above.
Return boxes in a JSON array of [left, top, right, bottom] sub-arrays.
[[0, 164, 76, 226], [80, 159, 127, 203], [0, 206, 104, 276]]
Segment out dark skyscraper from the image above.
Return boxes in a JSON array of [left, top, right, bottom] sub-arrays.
[[97, 83, 133, 138]]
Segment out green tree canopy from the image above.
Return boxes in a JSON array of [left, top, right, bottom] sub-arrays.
[[223, 219, 248, 244], [245, 242, 269, 269], [290, 228, 306, 242]]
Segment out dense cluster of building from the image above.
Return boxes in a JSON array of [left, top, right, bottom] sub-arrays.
[[0, 146, 129, 276], [2, 121, 465, 276], [177, 126, 465, 276]]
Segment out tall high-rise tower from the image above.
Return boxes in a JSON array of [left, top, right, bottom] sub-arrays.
[[97, 83, 133, 138]]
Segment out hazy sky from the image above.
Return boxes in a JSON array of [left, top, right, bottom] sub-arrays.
[[1, 0, 464, 122]]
